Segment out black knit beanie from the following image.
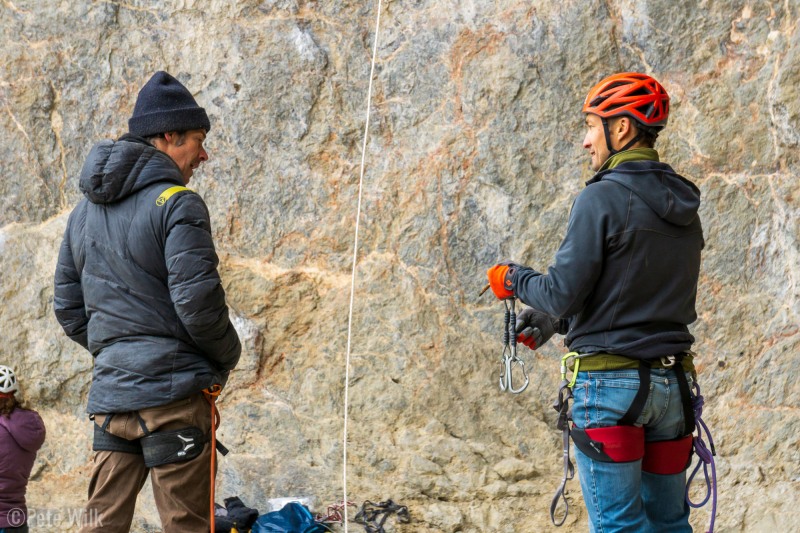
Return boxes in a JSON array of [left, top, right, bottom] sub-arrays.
[[128, 71, 211, 137]]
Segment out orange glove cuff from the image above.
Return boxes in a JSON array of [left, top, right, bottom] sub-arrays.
[[487, 264, 514, 299]]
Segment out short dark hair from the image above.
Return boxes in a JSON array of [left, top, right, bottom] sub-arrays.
[[634, 121, 661, 148], [145, 131, 187, 147]]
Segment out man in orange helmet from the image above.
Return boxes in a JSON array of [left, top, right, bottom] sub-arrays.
[[487, 73, 703, 531]]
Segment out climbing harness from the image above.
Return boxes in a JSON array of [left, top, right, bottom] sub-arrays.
[[92, 410, 227, 467], [205, 384, 223, 533], [90, 386, 229, 531], [497, 298, 529, 394], [353, 500, 410, 533], [342, 2, 383, 530], [686, 382, 718, 533], [549, 352, 716, 528]]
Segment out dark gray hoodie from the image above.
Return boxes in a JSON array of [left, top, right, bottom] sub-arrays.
[[513, 159, 703, 358], [54, 135, 241, 413]]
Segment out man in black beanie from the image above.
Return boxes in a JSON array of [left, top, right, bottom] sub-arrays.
[[54, 71, 241, 533], [129, 70, 213, 184]]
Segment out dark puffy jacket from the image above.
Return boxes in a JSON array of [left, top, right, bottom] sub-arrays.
[[513, 160, 703, 358], [54, 135, 241, 413], [0, 408, 46, 528]]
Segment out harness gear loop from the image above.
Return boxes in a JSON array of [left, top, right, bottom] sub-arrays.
[[204, 384, 222, 533], [498, 298, 529, 394], [550, 379, 575, 526]]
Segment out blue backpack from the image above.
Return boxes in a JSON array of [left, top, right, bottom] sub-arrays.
[[251, 502, 331, 533]]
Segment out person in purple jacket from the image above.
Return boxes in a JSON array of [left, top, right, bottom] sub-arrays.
[[0, 365, 46, 533]]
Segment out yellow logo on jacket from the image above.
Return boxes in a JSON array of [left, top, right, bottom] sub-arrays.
[[156, 186, 190, 206]]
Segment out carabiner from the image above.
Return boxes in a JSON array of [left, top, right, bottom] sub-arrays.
[[499, 350, 511, 392], [505, 353, 530, 394], [500, 351, 511, 392]]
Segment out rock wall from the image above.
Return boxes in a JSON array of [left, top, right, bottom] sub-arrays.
[[1, 1, 798, 531]]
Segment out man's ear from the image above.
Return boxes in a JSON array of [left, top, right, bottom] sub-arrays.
[[163, 131, 178, 144], [615, 117, 631, 137], [614, 117, 638, 144]]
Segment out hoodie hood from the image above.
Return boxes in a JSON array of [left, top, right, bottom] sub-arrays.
[[79, 134, 184, 204], [591, 160, 701, 226], [0, 408, 46, 452]]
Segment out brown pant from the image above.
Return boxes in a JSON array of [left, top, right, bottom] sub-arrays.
[[80, 394, 213, 533]]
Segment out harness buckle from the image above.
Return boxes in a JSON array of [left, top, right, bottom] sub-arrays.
[[553, 380, 572, 431], [660, 355, 677, 368]]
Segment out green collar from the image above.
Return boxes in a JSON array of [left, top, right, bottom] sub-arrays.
[[599, 148, 660, 171]]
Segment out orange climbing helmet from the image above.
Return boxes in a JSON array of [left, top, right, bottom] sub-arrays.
[[583, 72, 670, 128]]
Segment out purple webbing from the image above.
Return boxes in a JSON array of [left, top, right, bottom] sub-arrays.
[[685, 382, 717, 533]]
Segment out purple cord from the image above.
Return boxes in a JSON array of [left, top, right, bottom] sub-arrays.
[[685, 382, 717, 533]]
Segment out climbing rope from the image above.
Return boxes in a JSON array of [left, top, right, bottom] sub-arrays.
[[316, 500, 358, 524], [343, 1, 383, 531], [685, 382, 717, 533], [204, 384, 223, 533]]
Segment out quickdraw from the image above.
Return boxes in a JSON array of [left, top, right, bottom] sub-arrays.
[[353, 499, 410, 533], [479, 284, 529, 393], [498, 298, 529, 394]]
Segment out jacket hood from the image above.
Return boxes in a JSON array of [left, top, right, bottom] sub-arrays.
[[592, 160, 701, 226], [0, 408, 46, 452], [79, 134, 184, 204]]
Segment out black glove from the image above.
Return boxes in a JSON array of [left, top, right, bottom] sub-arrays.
[[514, 307, 560, 350], [214, 515, 233, 533], [224, 496, 260, 529]]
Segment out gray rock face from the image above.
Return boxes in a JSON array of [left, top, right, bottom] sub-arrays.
[[1, 1, 799, 531]]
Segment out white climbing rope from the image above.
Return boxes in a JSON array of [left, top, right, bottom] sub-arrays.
[[343, 1, 383, 531]]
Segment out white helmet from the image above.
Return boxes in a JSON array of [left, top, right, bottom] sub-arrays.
[[0, 365, 18, 394]]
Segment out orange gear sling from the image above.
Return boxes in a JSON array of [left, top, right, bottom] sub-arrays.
[[204, 384, 223, 532]]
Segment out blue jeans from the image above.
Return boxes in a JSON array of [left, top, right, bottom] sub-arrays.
[[571, 368, 692, 533]]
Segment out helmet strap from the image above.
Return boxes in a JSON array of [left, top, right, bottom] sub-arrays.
[[602, 118, 643, 157]]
